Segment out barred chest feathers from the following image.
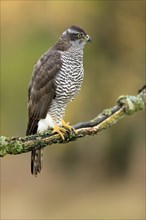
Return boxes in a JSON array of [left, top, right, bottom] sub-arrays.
[[55, 49, 84, 102]]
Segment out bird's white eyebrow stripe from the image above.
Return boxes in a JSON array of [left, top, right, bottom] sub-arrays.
[[67, 28, 80, 34], [62, 29, 79, 36]]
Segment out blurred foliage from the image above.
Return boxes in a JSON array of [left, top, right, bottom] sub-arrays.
[[1, 1, 145, 219]]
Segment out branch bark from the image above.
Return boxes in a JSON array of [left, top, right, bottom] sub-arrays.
[[0, 86, 145, 157]]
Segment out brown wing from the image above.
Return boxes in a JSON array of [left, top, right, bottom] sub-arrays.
[[26, 49, 62, 135]]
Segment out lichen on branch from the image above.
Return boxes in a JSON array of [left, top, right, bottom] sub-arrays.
[[0, 85, 145, 157]]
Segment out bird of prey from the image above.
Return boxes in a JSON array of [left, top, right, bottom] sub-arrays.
[[26, 25, 91, 176]]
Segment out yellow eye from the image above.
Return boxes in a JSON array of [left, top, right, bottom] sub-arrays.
[[78, 33, 82, 38]]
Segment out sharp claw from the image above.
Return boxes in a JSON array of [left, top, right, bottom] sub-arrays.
[[52, 125, 66, 140], [72, 127, 77, 134], [61, 119, 77, 135], [52, 120, 77, 140]]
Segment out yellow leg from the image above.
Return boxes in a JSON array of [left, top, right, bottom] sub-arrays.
[[61, 119, 77, 134], [52, 120, 77, 140], [52, 125, 66, 140]]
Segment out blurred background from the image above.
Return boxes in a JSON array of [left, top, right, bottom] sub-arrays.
[[1, 1, 145, 219]]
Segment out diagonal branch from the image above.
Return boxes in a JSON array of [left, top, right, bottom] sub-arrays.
[[0, 85, 145, 157]]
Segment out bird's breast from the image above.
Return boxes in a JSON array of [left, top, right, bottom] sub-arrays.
[[55, 51, 84, 102]]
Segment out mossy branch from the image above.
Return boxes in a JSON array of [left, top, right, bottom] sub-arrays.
[[0, 86, 145, 157]]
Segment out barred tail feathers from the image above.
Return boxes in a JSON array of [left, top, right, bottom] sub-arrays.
[[31, 148, 44, 176]]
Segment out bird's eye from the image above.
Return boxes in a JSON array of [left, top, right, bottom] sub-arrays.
[[78, 33, 82, 38]]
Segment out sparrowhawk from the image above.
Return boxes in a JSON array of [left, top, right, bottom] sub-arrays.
[[26, 25, 91, 176]]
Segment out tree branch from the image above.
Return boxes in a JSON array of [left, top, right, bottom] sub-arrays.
[[0, 86, 145, 157]]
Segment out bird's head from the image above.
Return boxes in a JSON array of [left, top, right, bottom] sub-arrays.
[[58, 25, 92, 51]]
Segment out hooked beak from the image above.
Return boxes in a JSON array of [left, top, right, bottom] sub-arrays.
[[85, 34, 92, 43]]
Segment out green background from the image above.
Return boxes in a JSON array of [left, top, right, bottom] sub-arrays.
[[1, 1, 145, 219]]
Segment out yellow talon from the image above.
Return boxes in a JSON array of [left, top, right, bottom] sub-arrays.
[[52, 125, 66, 140], [52, 120, 77, 140], [61, 119, 77, 134]]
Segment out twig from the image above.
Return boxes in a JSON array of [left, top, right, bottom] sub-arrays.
[[0, 85, 145, 157]]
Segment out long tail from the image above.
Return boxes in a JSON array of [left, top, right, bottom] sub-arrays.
[[31, 149, 44, 176], [26, 118, 44, 176]]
